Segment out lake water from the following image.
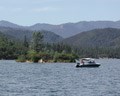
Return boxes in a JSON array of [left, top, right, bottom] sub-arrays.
[[0, 59, 120, 96]]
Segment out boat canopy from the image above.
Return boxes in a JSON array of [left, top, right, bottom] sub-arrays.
[[81, 58, 95, 62]]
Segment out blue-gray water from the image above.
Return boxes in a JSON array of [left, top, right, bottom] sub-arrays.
[[0, 59, 120, 96]]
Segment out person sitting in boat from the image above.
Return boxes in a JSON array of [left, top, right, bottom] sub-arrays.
[[88, 59, 95, 64], [76, 62, 80, 67], [89, 61, 92, 63]]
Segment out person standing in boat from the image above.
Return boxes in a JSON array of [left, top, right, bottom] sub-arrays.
[[81, 59, 84, 65]]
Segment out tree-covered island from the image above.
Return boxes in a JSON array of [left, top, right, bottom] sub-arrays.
[[16, 32, 78, 63]]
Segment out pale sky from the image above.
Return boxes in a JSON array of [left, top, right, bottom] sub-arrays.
[[0, 0, 120, 25]]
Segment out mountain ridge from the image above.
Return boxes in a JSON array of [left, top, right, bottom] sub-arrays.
[[1, 20, 120, 38], [63, 28, 120, 48], [0, 26, 63, 43]]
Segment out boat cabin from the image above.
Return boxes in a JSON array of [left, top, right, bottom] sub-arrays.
[[81, 58, 95, 64]]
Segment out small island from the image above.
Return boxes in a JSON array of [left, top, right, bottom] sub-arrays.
[[16, 32, 78, 63]]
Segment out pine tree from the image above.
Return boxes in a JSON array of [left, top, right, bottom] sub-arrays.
[[23, 35, 29, 48], [31, 32, 43, 52]]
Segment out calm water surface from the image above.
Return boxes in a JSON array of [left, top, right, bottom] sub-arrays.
[[0, 59, 120, 96]]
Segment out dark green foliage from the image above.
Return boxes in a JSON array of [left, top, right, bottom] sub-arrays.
[[31, 32, 44, 52], [22, 39, 79, 63], [27, 50, 37, 62], [54, 53, 78, 62], [38, 52, 53, 61], [16, 55, 26, 62], [63, 28, 120, 48], [31, 55, 40, 63], [2, 28, 120, 62], [73, 47, 120, 59], [23, 35, 29, 48], [0, 32, 28, 59]]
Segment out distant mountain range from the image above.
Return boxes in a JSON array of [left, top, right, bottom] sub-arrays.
[[0, 20, 23, 28], [1, 20, 120, 38], [63, 28, 120, 48], [1, 20, 120, 47], [0, 26, 63, 43]]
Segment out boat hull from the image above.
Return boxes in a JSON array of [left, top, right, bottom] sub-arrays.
[[76, 64, 100, 68]]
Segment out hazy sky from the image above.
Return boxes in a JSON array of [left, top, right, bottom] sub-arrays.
[[0, 0, 119, 25]]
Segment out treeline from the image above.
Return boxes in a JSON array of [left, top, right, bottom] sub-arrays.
[[17, 32, 78, 62], [74, 47, 120, 59], [0, 31, 77, 62], [0, 35, 27, 59], [1, 31, 120, 62], [17, 32, 120, 62]]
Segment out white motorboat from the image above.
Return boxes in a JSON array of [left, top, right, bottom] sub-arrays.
[[75, 58, 100, 68]]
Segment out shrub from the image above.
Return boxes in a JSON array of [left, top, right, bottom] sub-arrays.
[[16, 55, 26, 62]]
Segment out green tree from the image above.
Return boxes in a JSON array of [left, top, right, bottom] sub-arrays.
[[23, 35, 29, 48], [27, 50, 40, 62], [31, 32, 43, 52]]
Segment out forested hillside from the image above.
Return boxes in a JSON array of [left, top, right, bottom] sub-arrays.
[[0, 27, 63, 43], [1, 28, 120, 60], [63, 28, 120, 48]]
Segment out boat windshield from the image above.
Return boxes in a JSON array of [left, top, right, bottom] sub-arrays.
[[81, 58, 95, 64]]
